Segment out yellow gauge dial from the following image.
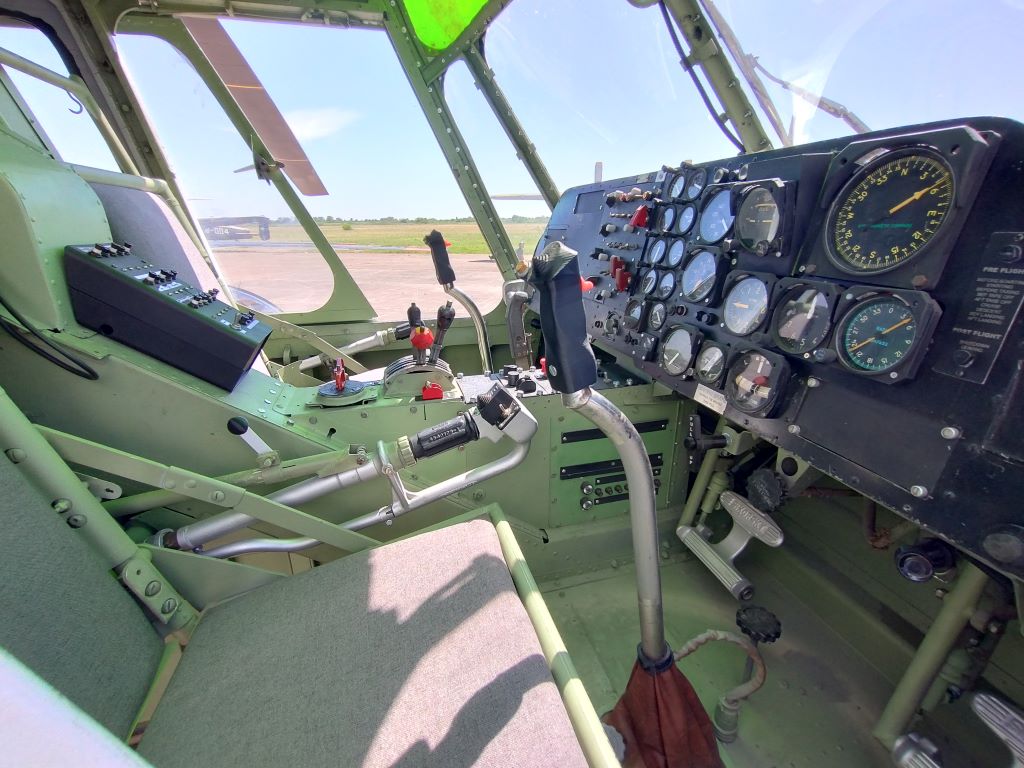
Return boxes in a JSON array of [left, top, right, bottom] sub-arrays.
[[827, 149, 954, 274]]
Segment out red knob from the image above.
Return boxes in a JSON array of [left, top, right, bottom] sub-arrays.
[[421, 382, 444, 400], [614, 267, 630, 292], [333, 360, 347, 389], [410, 326, 434, 350], [580, 275, 595, 292], [629, 204, 649, 229]]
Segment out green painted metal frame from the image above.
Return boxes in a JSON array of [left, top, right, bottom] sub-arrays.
[[39, 426, 381, 554], [115, 14, 377, 325], [490, 505, 621, 768]]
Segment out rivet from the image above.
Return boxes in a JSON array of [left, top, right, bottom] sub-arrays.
[[910, 485, 928, 498], [806, 377, 821, 388], [161, 598, 177, 614], [51, 498, 72, 513], [787, 424, 801, 435], [145, 580, 161, 597], [185, 479, 197, 489], [210, 490, 226, 503], [940, 426, 961, 440], [66, 514, 87, 528]]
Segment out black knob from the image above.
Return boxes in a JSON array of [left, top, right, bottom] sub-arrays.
[[516, 377, 538, 394], [407, 302, 422, 328], [227, 416, 250, 435], [736, 605, 782, 645]]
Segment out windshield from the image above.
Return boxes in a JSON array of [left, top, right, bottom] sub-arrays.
[[487, 0, 1024, 180]]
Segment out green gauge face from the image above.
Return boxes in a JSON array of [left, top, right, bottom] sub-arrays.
[[677, 204, 697, 234], [771, 286, 832, 354], [660, 206, 676, 232], [827, 149, 954, 274], [661, 327, 695, 375], [723, 277, 769, 336], [838, 297, 918, 372], [666, 239, 686, 268]]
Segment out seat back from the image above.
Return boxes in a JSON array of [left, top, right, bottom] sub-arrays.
[[0, 454, 162, 737]]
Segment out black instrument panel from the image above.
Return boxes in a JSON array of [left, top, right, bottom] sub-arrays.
[[539, 117, 1024, 580]]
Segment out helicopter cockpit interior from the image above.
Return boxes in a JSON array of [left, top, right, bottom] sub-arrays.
[[1, 1, 1023, 767]]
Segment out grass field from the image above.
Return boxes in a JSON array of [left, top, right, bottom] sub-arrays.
[[268, 221, 547, 255]]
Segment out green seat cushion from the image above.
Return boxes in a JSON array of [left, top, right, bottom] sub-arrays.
[[139, 519, 587, 767], [0, 456, 162, 738]]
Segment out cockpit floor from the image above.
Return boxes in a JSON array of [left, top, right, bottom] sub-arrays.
[[539, 552, 995, 768]]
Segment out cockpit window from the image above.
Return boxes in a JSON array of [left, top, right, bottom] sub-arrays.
[[707, 0, 1024, 147], [0, 20, 120, 170], [484, 0, 739, 186]]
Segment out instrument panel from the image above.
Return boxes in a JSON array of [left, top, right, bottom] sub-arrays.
[[538, 117, 1024, 580]]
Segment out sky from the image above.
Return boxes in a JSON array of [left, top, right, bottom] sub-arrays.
[[1, 0, 1023, 223]]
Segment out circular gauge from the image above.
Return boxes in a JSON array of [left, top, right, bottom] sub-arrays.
[[724, 277, 769, 336], [655, 271, 676, 300], [837, 296, 917, 373], [646, 239, 667, 266], [623, 299, 644, 329], [681, 250, 717, 302], [638, 269, 659, 297], [661, 327, 696, 375], [727, 351, 783, 414], [677, 203, 697, 234], [699, 189, 735, 243], [649, 302, 668, 331], [695, 345, 726, 386], [604, 312, 621, 336], [771, 286, 832, 354], [826, 149, 954, 274], [685, 168, 707, 200], [660, 206, 676, 232], [669, 173, 687, 200], [666, 240, 686, 268], [736, 187, 780, 253]]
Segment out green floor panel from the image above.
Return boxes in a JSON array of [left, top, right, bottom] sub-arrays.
[[542, 558, 896, 768]]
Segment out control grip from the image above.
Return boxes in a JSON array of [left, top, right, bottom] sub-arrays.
[[528, 245, 597, 393], [424, 230, 457, 285], [409, 413, 480, 459]]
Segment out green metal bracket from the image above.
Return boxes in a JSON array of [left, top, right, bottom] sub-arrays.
[[249, 309, 367, 375], [384, 7, 518, 278], [119, 548, 198, 630], [39, 427, 380, 554]]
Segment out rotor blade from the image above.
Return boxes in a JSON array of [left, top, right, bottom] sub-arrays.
[[181, 16, 329, 196]]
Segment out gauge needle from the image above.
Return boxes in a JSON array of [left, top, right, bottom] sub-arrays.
[[887, 179, 945, 215], [847, 316, 913, 353]]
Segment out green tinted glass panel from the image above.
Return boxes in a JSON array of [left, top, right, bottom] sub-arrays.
[[404, 0, 487, 50]]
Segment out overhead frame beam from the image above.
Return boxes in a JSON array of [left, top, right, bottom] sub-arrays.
[[662, 0, 772, 153]]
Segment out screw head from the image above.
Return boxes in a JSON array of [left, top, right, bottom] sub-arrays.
[[806, 377, 821, 388], [910, 485, 928, 498], [210, 490, 226, 503], [51, 499, 72, 513], [161, 598, 177, 615], [145, 580, 162, 597], [66, 514, 86, 528], [940, 426, 961, 440], [787, 424, 801, 435]]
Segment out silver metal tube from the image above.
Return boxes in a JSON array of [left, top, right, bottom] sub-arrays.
[[445, 285, 492, 373], [169, 462, 380, 551], [563, 387, 666, 662], [206, 441, 533, 559]]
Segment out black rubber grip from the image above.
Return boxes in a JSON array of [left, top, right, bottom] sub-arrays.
[[424, 230, 457, 285], [527, 250, 597, 393], [407, 303, 422, 328], [394, 322, 412, 340], [409, 413, 480, 460]]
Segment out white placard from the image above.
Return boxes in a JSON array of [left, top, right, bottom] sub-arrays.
[[693, 383, 727, 414]]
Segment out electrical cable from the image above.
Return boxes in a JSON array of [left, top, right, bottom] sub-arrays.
[[658, 0, 746, 153], [0, 291, 98, 380]]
